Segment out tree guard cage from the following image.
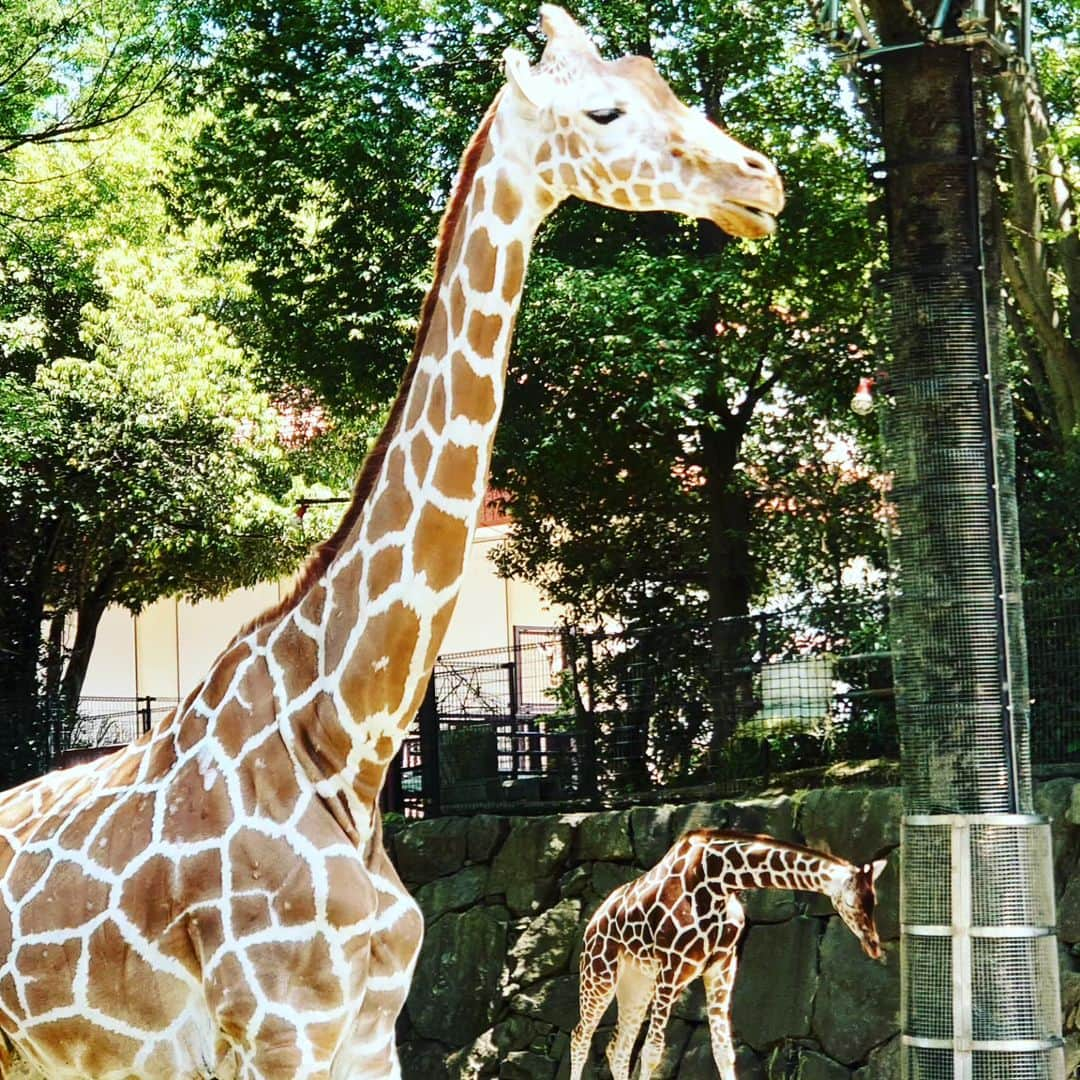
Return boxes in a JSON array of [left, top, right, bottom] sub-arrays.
[[812, 3, 1063, 1078]]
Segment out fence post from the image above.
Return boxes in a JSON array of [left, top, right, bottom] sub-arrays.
[[580, 631, 600, 806], [381, 753, 404, 816], [506, 660, 520, 778], [417, 677, 441, 818], [141, 696, 153, 735]]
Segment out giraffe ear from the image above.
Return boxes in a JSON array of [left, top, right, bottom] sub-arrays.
[[503, 47, 550, 110], [869, 859, 887, 884]]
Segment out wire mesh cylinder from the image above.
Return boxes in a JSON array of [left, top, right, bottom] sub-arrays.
[[879, 269, 1030, 814], [901, 816, 1064, 1080]]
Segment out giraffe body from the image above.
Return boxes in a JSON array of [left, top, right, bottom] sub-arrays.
[[571, 830, 885, 1080], [0, 8, 783, 1077]]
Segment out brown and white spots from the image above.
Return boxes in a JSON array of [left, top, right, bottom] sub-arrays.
[[493, 177, 523, 224], [426, 375, 448, 434], [434, 443, 480, 501], [298, 584, 326, 628], [19, 939, 81, 1015], [571, 831, 883, 1080], [413, 505, 469, 593], [338, 604, 421, 719], [87, 920, 188, 1029], [465, 227, 499, 293], [502, 240, 526, 302], [368, 545, 404, 603], [271, 620, 319, 700], [411, 430, 434, 484], [405, 369, 432, 429], [161, 756, 234, 844], [448, 277, 467, 338], [366, 448, 413, 539], [237, 737, 302, 822], [214, 693, 272, 759], [451, 351, 497, 425], [467, 310, 503, 358], [20, 861, 110, 935], [202, 643, 252, 712]]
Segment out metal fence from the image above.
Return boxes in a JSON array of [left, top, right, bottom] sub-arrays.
[[60, 696, 179, 757], [48, 582, 1080, 814], [385, 581, 1080, 818]]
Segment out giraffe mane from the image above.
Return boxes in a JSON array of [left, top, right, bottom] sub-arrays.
[[233, 92, 506, 643], [680, 828, 853, 867]]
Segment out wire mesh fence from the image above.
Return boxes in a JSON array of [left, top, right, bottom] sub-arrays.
[[61, 696, 179, 752], [15, 580, 1074, 813], [387, 580, 1080, 818]]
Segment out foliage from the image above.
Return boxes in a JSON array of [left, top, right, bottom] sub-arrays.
[[176, 0, 890, 646], [0, 0, 175, 161], [0, 108, 307, 754]]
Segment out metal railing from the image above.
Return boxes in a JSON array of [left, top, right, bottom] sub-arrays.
[[384, 581, 1080, 818], [60, 696, 179, 754]]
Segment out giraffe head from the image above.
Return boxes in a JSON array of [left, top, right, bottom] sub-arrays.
[[831, 859, 887, 960], [502, 5, 784, 238]]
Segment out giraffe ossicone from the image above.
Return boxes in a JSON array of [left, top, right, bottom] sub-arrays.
[[0, 9, 782, 1079], [572, 830, 886, 1080]]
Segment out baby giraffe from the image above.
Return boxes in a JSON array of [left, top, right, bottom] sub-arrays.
[[571, 829, 886, 1080]]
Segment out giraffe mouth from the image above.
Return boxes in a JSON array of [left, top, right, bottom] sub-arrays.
[[713, 200, 779, 239]]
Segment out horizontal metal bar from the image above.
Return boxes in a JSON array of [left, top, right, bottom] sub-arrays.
[[854, 41, 926, 62], [903, 813, 1048, 827], [904, 925, 1055, 938], [904, 1036, 1065, 1052]]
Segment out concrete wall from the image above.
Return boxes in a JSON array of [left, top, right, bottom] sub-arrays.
[[386, 781, 1080, 1080]]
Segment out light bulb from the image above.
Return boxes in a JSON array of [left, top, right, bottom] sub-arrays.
[[851, 376, 875, 416]]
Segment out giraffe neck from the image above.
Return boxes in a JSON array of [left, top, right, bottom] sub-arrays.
[[706, 836, 852, 897], [261, 90, 555, 826]]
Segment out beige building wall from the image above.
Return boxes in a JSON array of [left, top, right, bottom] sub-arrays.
[[79, 606, 138, 699], [82, 527, 561, 702]]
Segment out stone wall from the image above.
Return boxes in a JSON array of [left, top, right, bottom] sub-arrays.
[[386, 780, 1080, 1079]]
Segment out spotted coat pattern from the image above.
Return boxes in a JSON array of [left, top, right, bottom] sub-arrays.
[[0, 7, 783, 1079], [571, 830, 886, 1080]]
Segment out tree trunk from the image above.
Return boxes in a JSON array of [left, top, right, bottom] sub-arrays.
[[699, 420, 756, 753], [995, 67, 1080, 444], [58, 585, 113, 710], [0, 532, 53, 786]]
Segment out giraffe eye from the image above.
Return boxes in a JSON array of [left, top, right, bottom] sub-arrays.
[[585, 108, 623, 125]]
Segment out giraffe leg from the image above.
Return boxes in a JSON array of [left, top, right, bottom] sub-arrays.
[[636, 969, 693, 1080], [604, 960, 654, 1080], [569, 944, 618, 1080], [703, 897, 747, 1080]]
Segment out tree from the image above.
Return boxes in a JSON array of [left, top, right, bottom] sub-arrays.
[[178, 0, 886, 607], [0, 110, 306, 784], [995, 0, 1080, 448], [0, 0, 175, 160]]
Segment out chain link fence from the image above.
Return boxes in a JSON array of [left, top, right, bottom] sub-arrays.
[[7, 581, 1076, 811], [387, 581, 1080, 818]]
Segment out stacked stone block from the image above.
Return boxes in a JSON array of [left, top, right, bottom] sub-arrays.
[[388, 782, 1080, 1079]]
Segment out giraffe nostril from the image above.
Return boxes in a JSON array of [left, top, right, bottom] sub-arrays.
[[742, 152, 773, 177]]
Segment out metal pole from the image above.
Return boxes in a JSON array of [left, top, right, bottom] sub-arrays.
[[417, 677, 441, 818]]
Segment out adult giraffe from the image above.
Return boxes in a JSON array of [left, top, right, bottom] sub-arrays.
[[0, 8, 783, 1079]]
